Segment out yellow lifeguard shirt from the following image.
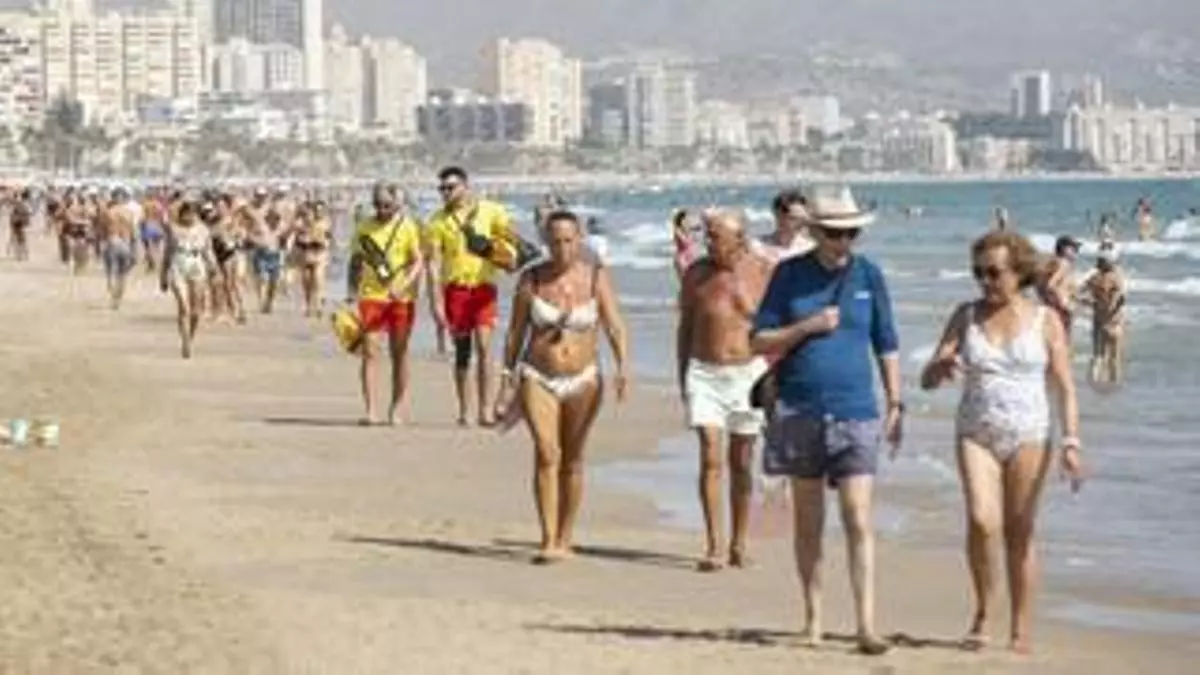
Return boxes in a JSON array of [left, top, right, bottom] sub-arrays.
[[425, 199, 513, 286], [351, 216, 422, 301]]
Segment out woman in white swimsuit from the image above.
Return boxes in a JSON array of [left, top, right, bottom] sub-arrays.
[[921, 230, 1084, 655], [495, 210, 630, 565], [160, 200, 214, 359]]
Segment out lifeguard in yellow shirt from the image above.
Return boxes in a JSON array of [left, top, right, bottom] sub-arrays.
[[426, 166, 514, 426], [346, 183, 424, 426]]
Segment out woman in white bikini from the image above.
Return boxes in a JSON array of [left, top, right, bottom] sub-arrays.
[[495, 210, 630, 565], [921, 230, 1085, 655], [160, 200, 215, 359]]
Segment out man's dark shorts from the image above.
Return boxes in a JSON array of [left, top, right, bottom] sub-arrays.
[[763, 414, 880, 487]]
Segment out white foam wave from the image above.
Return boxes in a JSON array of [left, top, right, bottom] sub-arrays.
[[1160, 218, 1197, 241], [606, 251, 672, 271], [744, 207, 774, 224], [618, 221, 673, 247], [936, 268, 971, 281], [1029, 231, 1200, 260], [1127, 276, 1200, 297]]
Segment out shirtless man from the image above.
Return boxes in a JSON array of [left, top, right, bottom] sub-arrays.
[[1081, 252, 1127, 384], [676, 210, 774, 571], [239, 188, 285, 313], [100, 186, 139, 310], [1038, 235, 1081, 343], [1096, 213, 1118, 253]]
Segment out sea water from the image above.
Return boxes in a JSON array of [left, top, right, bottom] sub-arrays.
[[331, 179, 1200, 624]]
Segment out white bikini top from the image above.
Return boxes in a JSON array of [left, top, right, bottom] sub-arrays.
[[529, 266, 600, 332], [175, 223, 209, 255]]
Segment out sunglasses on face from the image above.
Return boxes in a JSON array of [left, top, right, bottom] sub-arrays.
[[972, 264, 1008, 282], [437, 182, 461, 194], [818, 226, 860, 241]]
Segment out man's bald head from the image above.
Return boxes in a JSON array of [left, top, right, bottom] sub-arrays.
[[702, 208, 748, 267]]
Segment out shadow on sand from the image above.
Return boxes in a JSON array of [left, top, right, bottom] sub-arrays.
[[491, 538, 698, 570], [339, 534, 697, 570], [527, 622, 973, 655], [262, 416, 370, 429], [338, 535, 530, 564]]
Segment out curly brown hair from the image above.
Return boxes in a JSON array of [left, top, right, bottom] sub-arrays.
[[970, 230, 1042, 288]]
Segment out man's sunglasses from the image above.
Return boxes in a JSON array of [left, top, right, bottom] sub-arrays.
[[437, 182, 461, 193], [817, 226, 860, 241]]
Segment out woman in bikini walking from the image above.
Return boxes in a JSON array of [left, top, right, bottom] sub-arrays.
[[495, 210, 630, 564]]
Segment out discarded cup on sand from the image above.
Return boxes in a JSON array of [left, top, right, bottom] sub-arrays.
[[8, 418, 30, 448], [32, 419, 59, 448]]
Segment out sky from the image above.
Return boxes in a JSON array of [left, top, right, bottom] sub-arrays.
[[6, 0, 1200, 85]]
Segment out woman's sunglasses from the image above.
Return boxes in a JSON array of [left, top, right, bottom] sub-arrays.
[[972, 264, 1007, 281]]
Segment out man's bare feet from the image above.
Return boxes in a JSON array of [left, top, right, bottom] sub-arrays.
[[728, 547, 750, 569], [797, 625, 823, 648], [532, 547, 568, 565], [1009, 636, 1032, 655], [456, 416, 469, 427], [855, 634, 891, 656], [696, 555, 725, 572]]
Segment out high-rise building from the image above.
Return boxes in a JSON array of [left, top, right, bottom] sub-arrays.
[[625, 60, 696, 149], [36, 9, 201, 123], [478, 38, 581, 148], [1062, 103, 1200, 169], [361, 36, 425, 142], [1082, 74, 1104, 109], [1011, 70, 1052, 119], [695, 99, 749, 149], [323, 23, 362, 132], [213, 0, 322, 91], [208, 38, 302, 94], [792, 95, 840, 137], [0, 16, 43, 127], [167, 0, 212, 42], [584, 82, 628, 146]]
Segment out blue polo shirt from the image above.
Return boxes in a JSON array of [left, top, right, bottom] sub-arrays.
[[753, 253, 899, 421]]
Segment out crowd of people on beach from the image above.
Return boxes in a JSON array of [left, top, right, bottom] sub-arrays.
[[1, 170, 1136, 658]]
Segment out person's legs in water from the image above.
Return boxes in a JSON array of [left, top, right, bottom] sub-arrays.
[[1001, 442, 1053, 654], [552, 376, 603, 558], [957, 437, 1004, 650], [520, 376, 562, 562]]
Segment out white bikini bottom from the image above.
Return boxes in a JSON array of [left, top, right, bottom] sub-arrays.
[[518, 362, 598, 400]]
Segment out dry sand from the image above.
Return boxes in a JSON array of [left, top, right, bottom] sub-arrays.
[[1, 234, 1196, 673]]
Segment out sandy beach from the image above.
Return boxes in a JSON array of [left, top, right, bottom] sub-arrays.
[[1, 233, 1197, 674]]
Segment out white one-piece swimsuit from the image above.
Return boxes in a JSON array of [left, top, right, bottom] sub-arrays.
[[955, 304, 1051, 460]]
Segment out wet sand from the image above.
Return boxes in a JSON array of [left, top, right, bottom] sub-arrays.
[[0, 235, 1196, 673]]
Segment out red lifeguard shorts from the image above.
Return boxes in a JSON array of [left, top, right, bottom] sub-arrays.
[[358, 299, 415, 335], [443, 283, 498, 336]]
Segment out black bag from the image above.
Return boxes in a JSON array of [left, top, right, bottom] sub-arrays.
[[749, 256, 858, 409], [358, 218, 403, 286]]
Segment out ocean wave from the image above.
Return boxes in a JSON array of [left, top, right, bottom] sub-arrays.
[[1160, 217, 1198, 241], [1028, 231, 1200, 260], [1127, 276, 1200, 297], [617, 221, 672, 247], [606, 251, 672, 271], [936, 268, 972, 281]]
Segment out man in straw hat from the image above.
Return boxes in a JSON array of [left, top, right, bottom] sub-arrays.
[[750, 184, 903, 655], [345, 182, 425, 425]]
